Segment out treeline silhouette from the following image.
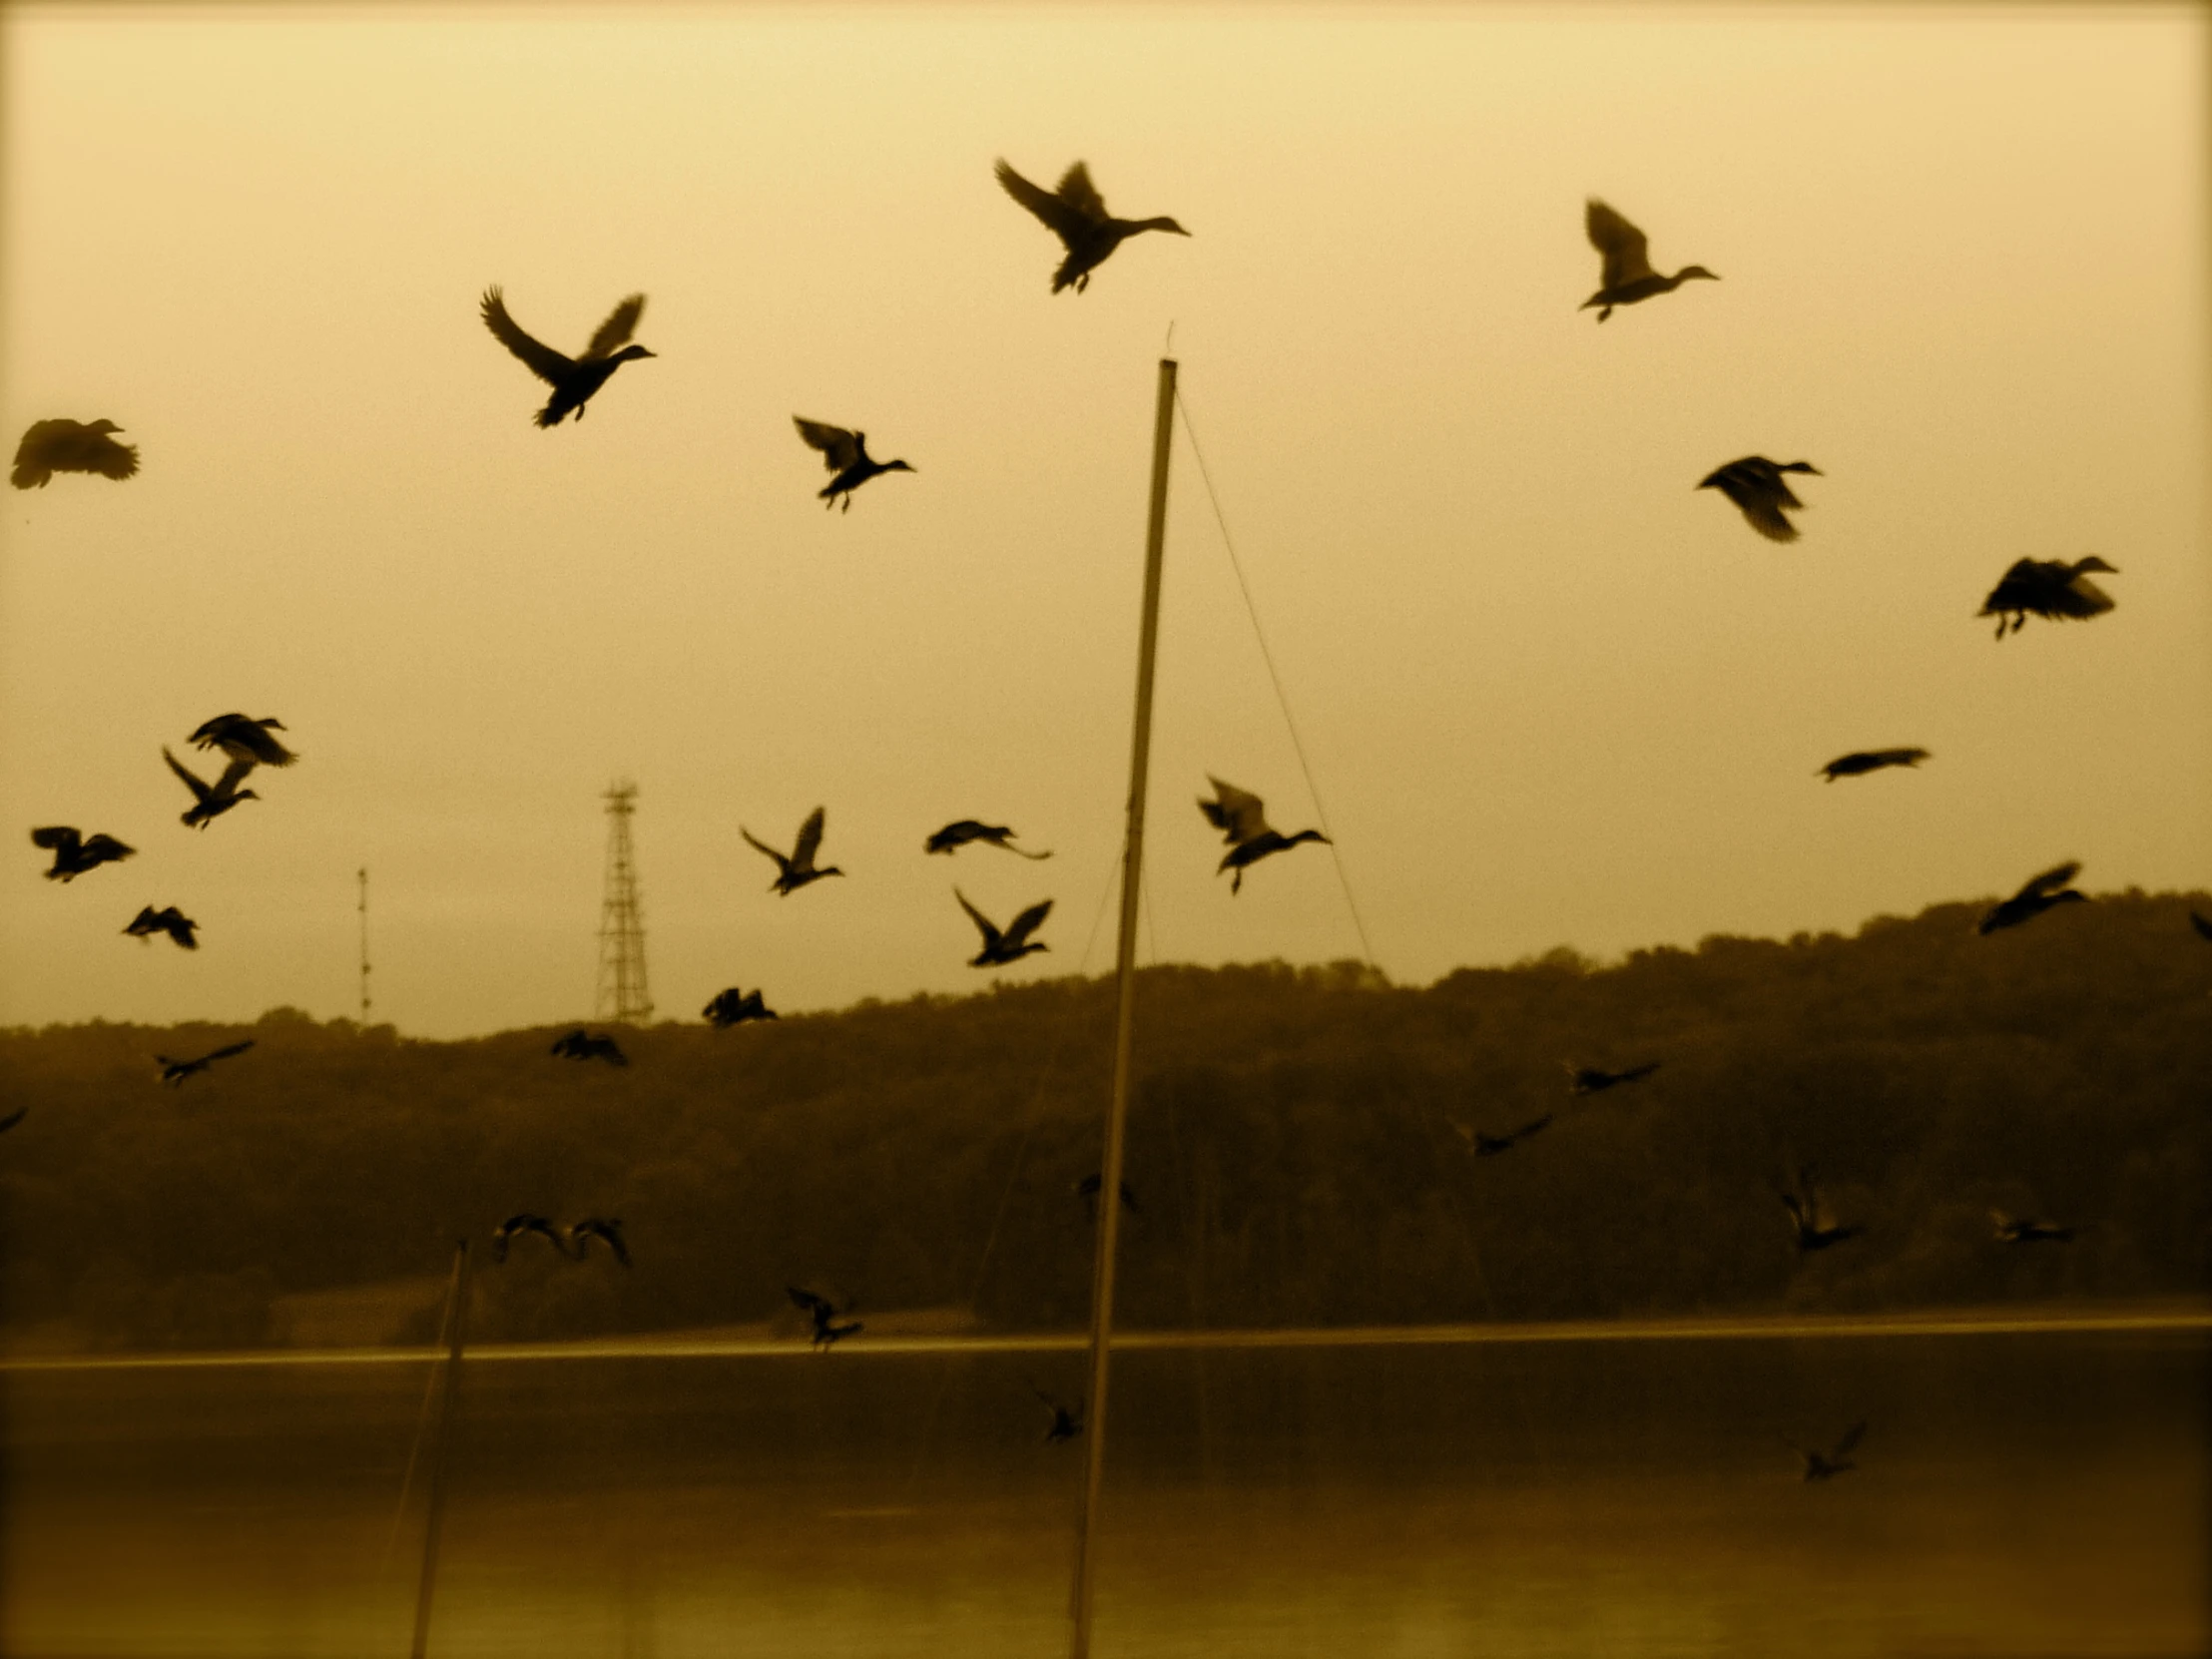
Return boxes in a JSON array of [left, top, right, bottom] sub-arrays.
[[3, 891, 2205, 1353]]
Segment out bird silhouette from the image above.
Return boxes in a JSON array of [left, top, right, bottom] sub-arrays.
[[163, 748, 259, 830], [787, 1286, 863, 1350], [1030, 1382, 1085, 1442], [189, 714, 298, 770], [31, 827, 136, 882], [703, 987, 777, 1027], [1198, 778, 1329, 894], [742, 807, 843, 894], [955, 889, 1053, 967], [157, 1040, 255, 1086], [1453, 1113, 1554, 1157], [1581, 200, 1718, 320], [1565, 1062, 1659, 1097], [1783, 1420, 1867, 1481], [1820, 749, 1929, 782], [124, 905, 199, 949], [480, 286, 654, 427], [1977, 861, 2088, 935], [1977, 557, 2118, 639], [12, 418, 138, 488], [491, 1214, 568, 1264], [1074, 1172, 1140, 1214], [925, 820, 1052, 859], [1990, 1210, 2075, 1245], [550, 1029, 628, 1066], [1778, 1168, 1864, 1253], [994, 159, 1189, 294], [568, 1217, 631, 1267], [792, 418, 913, 512], [1697, 457, 1822, 542]]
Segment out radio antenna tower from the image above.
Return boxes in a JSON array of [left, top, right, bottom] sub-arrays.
[[357, 867, 372, 1023], [595, 780, 652, 1023]]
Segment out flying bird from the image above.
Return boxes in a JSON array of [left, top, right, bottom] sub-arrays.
[[994, 159, 1190, 294], [1565, 1062, 1659, 1097], [1453, 1113, 1554, 1157], [1030, 1383, 1085, 1442], [550, 1029, 628, 1066], [492, 1214, 568, 1263], [792, 418, 913, 512], [925, 820, 1052, 859], [955, 888, 1053, 967], [788, 1286, 863, 1350], [1819, 749, 1929, 782], [124, 905, 199, 949], [1198, 777, 1330, 894], [703, 987, 777, 1027], [1977, 557, 2118, 640], [31, 827, 135, 882], [1697, 457, 1822, 543], [1581, 200, 1718, 321], [12, 418, 138, 489], [1977, 861, 2088, 935], [1990, 1210, 2075, 1245], [479, 286, 654, 427], [567, 1217, 631, 1268], [163, 748, 259, 830], [189, 714, 298, 770], [1075, 1172, 1140, 1214], [1778, 1168, 1864, 1254], [742, 807, 843, 895], [157, 1040, 255, 1086], [1784, 1420, 1868, 1482]]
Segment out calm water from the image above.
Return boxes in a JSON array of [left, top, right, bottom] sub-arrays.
[[5, 1327, 2204, 1658]]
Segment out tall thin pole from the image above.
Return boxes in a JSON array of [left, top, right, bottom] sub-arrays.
[[357, 867, 372, 1024], [1070, 356, 1177, 1659], [409, 1240, 473, 1659]]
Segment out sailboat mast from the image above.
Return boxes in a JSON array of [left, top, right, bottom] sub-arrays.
[[1070, 355, 1178, 1659]]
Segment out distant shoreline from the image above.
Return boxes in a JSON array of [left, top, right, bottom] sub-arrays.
[[8, 1299, 2204, 1374]]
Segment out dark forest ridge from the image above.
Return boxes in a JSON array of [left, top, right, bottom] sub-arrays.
[[3, 888, 2205, 1357]]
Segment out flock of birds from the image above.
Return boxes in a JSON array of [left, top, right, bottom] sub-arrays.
[[12, 169, 2199, 1479]]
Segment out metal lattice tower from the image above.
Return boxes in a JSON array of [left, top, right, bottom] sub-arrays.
[[594, 781, 652, 1022]]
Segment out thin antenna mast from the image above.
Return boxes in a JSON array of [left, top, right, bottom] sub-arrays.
[[356, 867, 371, 1023], [1069, 355, 1177, 1659], [595, 781, 652, 1022]]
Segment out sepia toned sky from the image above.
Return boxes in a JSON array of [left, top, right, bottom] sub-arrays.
[[1, 5, 2205, 1039]]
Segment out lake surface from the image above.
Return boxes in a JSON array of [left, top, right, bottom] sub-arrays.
[[5, 1322, 2205, 1658]]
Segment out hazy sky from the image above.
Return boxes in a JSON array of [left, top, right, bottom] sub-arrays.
[[2, 5, 2204, 1038]]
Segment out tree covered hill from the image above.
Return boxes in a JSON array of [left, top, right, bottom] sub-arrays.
[[3, 890, 2206, 1352]]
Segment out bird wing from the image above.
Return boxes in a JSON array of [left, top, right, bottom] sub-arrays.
[[740, 827, 789, 870], [2055, 573, 2117, 618], [1203, 778, 1270, 843], [480, 287, 575, 385], [2015, 861, 2082, 901], [995, 159, 1094, 246], [213, 756, 257, 798], [1736, 489, 1799, 543], [954, 888, 1003, 948], [0, 1106, 25, 1133], [583, 293, 647, 360], [209, 1041, 256, 1062], [238, 724, 297, 767], [2191, 910, 2212, 942], [84, 431, 140, 479], [1832, 1420, 1868, 1458], [788, 1286, 832, 1316], [190, 714, 247, 747], [84, 834, 134, 859], [1003, 899, 1054, 947], [792, 807, 827, 868], [1586, 199, 1656, 287], [1055, 162, 1109, 220], [31, 827, 80, 852], [794, 417, 860, 472], [162, 747, 213, 804]]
